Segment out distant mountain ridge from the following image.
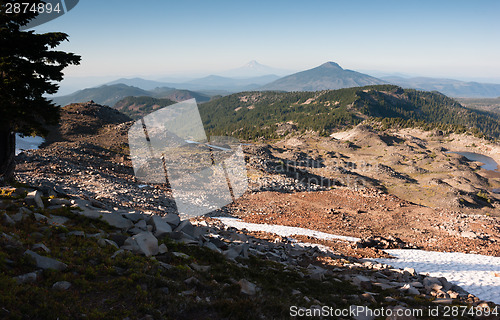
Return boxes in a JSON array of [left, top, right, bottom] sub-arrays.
[[259, 62, 388, 92], [51, 84, 211, 108], [382, 76, 500, 98], [104, 74, 281, 92]]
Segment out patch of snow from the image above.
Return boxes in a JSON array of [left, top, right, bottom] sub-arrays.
[[374, 249, 500, 305], [215, 217, 360, 242], [15, 134, 44, 155]]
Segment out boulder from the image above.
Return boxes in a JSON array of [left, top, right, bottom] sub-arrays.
[[1, 212, 15, 226], [132, 231, 158, 256], [100, 212, 133, 230], [32, 243, 51, 253], [52, 281, 72, 290], [174, 220, 195, 237], [163, 213, 180, 228], [147, 215, 172, 238], [238, 279, 257, 295], [25, 190, 44, 209], [24, 250, 67, 271], [47, 215, 70, 226], [14, 272, 39, 284]]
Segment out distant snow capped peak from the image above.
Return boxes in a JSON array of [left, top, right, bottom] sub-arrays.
[[221, 60, 293, 78], [244, 60, 266, 68]]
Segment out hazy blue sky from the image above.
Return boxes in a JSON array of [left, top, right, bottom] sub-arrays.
[[34, 0, 500, 82]]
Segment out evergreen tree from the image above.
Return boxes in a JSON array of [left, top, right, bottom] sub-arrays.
[[0, 0, 80, 184]]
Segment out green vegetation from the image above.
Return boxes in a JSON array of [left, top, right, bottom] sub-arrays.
[[198, 85, 500, 141]]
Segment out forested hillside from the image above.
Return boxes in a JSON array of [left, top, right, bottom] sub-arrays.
[[198, 85, 500, 140]]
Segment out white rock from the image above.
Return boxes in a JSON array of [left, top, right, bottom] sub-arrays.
[[26, 190, 44, 209]]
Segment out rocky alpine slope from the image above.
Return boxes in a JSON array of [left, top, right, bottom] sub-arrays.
[[2, 101, 499, 319]]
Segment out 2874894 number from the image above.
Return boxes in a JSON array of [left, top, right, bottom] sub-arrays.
[[3, 2, 61, 14], [442, 305, 499, 317]]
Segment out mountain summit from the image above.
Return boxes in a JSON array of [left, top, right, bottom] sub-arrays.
[[320, 61, 343, 69], [260, 62, 387, 92]]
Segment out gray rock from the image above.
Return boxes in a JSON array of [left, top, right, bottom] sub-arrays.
[[18, 207, 32, 215], [32, 243, 51, 253], [148, 215, 172, 238], [11, 212, 26, 223], [203, 241, 221, 253], [174, 220, 195, 237], [184, 276, 199, 285], [401, 284, 420, 295], [98, 238, 119, 248], [135, 220, 147, 231], [159, 287, 169, 294], [223, 248, 240, 260], [132, 231, 158, 256], [172, 252, 190, 259], [47, 215, 70, 226], [360, 292, 376, 303], [100, 212, 133, 230], [111, 249, 125, 259], [189, 263, 210, 272], [121, 212, 144, 222], [48, 198, 72, 206], [33, 213, 48, 221], [432, 298, 453, 304], [128, 227, 145, 235], [158, 243, 168, 254], [238, 279, 257, 295], [24, 250, 67, 271], [68, 231, 85, 237], [1, 212, 15, 226], [52, 281, 71, 290], [14, 272, 39, 284], [163, 213, 180, 227]]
